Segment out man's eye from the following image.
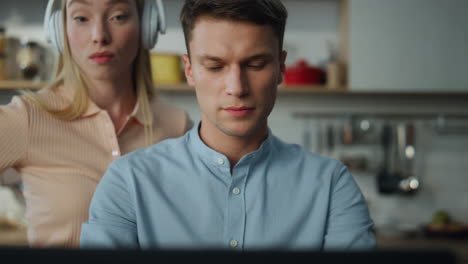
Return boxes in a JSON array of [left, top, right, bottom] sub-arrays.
[[246, 60, 267, 69], [74, 16, 87, 23], [248, 64, 265, 69], [113, 14, 129, 21], [206, 66, 223, 71]]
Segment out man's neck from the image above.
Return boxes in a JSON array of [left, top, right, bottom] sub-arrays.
[[199, 120, 268, 170]]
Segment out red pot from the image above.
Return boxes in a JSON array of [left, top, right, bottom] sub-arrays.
[[284, 59, 324, 85]]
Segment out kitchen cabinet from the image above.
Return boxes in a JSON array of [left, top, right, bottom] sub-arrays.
[[377, 233, 468, 264], [349, 0, 468, 92]]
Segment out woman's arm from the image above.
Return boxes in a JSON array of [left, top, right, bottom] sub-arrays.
[[0, 96, 29, 185]]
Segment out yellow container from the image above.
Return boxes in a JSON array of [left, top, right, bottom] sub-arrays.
[[150, 53, 183, 84]]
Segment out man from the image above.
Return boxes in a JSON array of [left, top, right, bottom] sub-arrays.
[[80, 0, 376, 250]]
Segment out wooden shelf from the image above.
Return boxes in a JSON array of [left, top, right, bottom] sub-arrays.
[[154, 84, 468, 97], [1, 81, 467, 97], [0, 80, 45, 90], [155, 83, 348, 94], [0, 81, 345, 93], [156, 83, 194, 92]]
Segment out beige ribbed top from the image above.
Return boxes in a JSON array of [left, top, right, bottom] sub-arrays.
[[0, 86, 192, 248]]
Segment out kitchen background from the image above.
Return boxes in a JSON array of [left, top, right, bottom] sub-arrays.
[[1, 0, 467, 259]]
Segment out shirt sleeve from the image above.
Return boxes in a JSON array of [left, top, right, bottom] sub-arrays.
[[323, 161, 376, 250], [80, 160, 138, 249], [0, 96, 29, 178]]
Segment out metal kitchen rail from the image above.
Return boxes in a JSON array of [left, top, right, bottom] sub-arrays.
[[292, 112, 468, 134]]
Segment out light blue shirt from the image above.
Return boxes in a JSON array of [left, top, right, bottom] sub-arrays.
[[81, 123, 375, 250]]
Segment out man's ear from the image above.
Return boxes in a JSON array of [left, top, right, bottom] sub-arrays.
[[182, 54, 195, 87], [278, 50, 287, 84]]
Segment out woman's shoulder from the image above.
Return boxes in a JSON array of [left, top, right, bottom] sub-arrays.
[[149, 97, 193, 136], [33, 84, 72, 108], [148, 95, 181, 112], [149, 96, 187, 117], [8, 84, 68, 108], [1, 84, 71, 120]]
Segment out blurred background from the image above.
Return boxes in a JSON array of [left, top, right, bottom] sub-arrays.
[[0, 0, 467, 261]]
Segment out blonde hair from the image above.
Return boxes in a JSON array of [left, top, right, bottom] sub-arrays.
[[22, 0, 155, 146]]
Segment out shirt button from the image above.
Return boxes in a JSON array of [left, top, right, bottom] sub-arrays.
[[229, 240, 238, 248], [216, 157, 225, 165], [232, 187, 240, 195], [112, 151, 119, 157]]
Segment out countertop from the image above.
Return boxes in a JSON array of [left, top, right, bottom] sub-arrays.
[[376, 233, 468, 263], [1, 228, 467, 262], [0, 228, 27, 246]]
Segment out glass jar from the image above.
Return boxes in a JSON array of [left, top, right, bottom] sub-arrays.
[[0, 26, 6, 80], [16, 41, 41, 80], [5, 37, 20, 80]]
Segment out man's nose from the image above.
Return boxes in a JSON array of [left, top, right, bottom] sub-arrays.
[[92, 19, 111, 45], [225, 66, 249, 96]]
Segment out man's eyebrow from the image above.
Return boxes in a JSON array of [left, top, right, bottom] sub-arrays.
[[244, 53, 274, 61], [198, 53, 273, 63], [198, 55, 224, 62]]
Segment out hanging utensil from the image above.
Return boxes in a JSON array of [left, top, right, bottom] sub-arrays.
[[377, 123, 399, 194], [398, 122, 419, 194]]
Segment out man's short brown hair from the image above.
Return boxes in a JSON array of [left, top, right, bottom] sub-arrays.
[[180, 0, 288, 57]]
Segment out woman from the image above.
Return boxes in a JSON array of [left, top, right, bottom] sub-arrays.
[[0, 0, 192, 247]]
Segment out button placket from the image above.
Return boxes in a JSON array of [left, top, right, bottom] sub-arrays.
[[229, 239, 238, 248], [224, 164, 248, 250], [216, 157, 225, 165], [232, 187, 240, 195], [102, 113, 121, 159]]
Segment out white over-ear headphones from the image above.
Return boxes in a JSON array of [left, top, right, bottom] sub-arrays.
[[43, 0, 166, 53]]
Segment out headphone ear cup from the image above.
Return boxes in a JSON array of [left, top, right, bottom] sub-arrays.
[[141, 0, 161, 50], [44, 0, 63, 53], [51, 11, 64, 53], [141, 1, 158, 50]]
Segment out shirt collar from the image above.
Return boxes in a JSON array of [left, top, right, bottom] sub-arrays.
[[188, 121, 275, 168], [128, 100, 150, 125], [56, 84, 149, 125]]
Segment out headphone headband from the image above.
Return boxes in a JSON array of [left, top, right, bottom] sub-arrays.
[[44, 0, 166, 53], [155, 0, 166, 34], [43, 0, 60, 44]]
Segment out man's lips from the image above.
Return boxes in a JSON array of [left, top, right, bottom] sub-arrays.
[[89, 52, 114, 64], [223, 106, 255, 117]]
